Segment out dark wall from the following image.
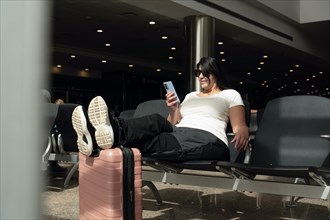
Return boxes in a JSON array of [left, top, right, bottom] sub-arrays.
[[50, 72, 183, 116]]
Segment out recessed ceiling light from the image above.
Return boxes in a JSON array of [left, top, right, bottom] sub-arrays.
[[319, 71, 323, 74], [178, 72, 182, 75], [218, 42, 223, 45], [263, 55, 268, 58], [161, 36, 167, 40], [128, 64, 133, 68], [149, 21, 156, 25], [70, 55, 76, 58], [294, 81, 298, 84], [102, 60, 107, 63], [240, 81, 243, 84], [221, 59, 226, 62], [285, 74, 288, 76], [57, 65, 62, 68], [312, 75, 316, 78], [171, 47, 176, 50], [220, 51, 224, 54], [105, 43, 111, 47], [257, 67, 261, 70], [295, 64, 300, 68], [97, 29, 103, 33], [289, 69, 293, 72], [247, 72, 251, 75], [260, 62, 264, 65], [169, 57, 173, 59], [156, 69, 161, 72], [306, 78, 310, 81], [85, 68, 89, 71]]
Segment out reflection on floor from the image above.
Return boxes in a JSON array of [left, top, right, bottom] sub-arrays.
[[42, 171, 330, 220]]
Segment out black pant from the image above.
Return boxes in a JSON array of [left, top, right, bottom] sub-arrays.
[[121, 114, 229, 162]]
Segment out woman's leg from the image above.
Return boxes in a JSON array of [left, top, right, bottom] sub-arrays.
[[86, 96, 167, 145], [121, 113, 173, 146], [87, 96, 173, 146], [171, 127, 230, 161], [125, 132, 182, 161], [112, 113, 182, 160]]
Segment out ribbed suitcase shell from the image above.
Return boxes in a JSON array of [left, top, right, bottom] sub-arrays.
[[79, 148, 142, 220]]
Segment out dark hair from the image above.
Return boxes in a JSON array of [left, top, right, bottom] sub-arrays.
[[196, 57, 230, 90]]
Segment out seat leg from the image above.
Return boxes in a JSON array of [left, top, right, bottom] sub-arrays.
[[286, 177, 305, 208], [286, 196, 297, 208], [64, 162, 79, 188], [256, 193, 261, 209], [41, 137, 52, 171], [142, 180, 163, 205]]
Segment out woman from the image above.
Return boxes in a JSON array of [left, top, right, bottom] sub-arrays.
[[72, 57, 249, 161]]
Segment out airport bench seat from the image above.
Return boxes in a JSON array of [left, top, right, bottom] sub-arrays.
[[124, 95, 330, 205], [42, 103, 81, 188]]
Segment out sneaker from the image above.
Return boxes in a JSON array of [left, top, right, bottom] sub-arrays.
[[72, 106, 93, 156], [88, 96, 114, 149]]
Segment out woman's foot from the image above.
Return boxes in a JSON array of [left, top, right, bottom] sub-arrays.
[[88, 96, 115, 149], [71, 106, 93, 156]]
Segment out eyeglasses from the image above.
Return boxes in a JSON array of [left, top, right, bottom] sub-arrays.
[[194, 69, 209, 77]]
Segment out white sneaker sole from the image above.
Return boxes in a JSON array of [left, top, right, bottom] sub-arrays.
[[72, 106, 93, 156], [88, 96, 114, 149]]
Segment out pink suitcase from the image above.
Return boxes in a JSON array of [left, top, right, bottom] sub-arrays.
[[79, 147, 142, 220]]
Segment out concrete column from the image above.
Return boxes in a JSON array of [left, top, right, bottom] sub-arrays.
[[184, 16, 215, 92], [1, 1, 51, 219]]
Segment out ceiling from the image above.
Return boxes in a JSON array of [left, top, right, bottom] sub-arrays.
[[51, 0, 330, 101]]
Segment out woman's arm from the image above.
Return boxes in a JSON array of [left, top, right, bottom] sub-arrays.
[[229, 105, 249, 150], [165, 92, 182, 125]]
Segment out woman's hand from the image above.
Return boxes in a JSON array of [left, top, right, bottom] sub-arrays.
[[230, 126, 249, 151], [229, 105, 250, 151], [166, 92, 181, 125], [165, 92, 179, 109]]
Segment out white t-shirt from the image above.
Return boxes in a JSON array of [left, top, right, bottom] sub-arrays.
[[176, 89, 244, 146]]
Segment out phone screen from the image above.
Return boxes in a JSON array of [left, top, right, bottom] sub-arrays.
[[163, 81, 180, 103]]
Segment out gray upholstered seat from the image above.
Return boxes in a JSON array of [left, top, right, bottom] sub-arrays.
[[217, 95, 330, 183]]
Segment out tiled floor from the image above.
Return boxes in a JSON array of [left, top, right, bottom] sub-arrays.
[[42, 170, 330, 220]]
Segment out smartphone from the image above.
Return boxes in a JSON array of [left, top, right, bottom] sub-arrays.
[[163, 81, 180, 103]]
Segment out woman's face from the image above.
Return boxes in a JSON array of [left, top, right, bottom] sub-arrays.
[[196, 69, 218, 91]]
